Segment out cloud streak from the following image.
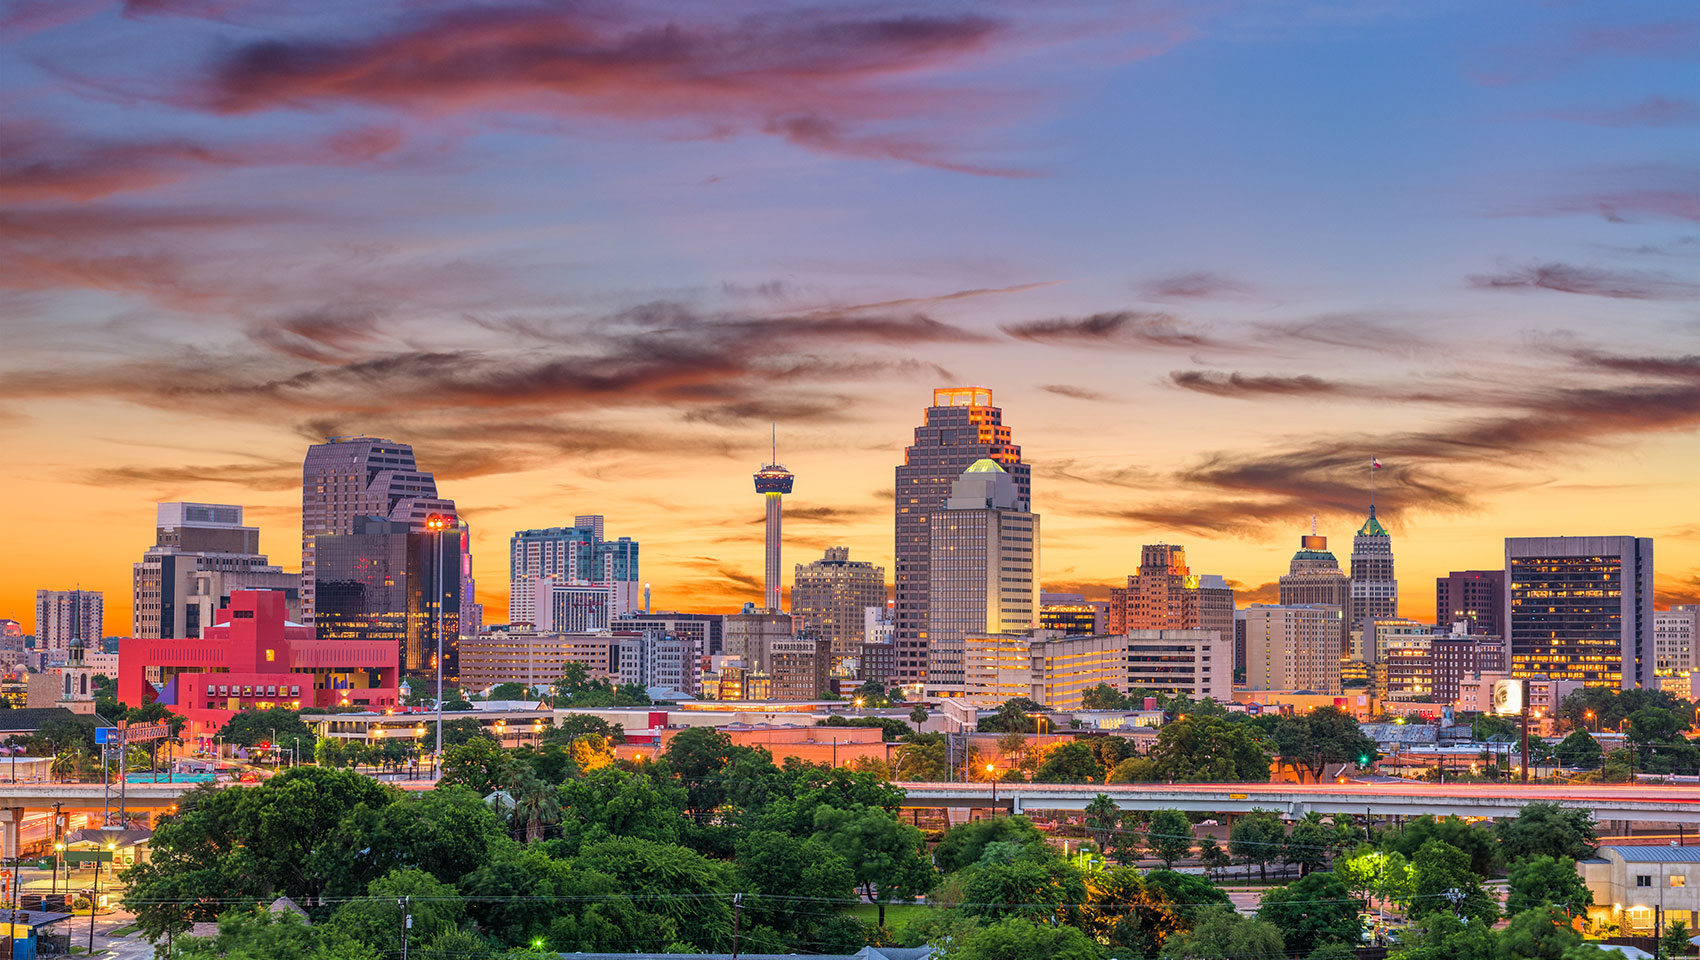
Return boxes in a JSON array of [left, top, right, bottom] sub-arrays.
[[1467, 261, 1700, 300], [1002, 311, 1223, 350]]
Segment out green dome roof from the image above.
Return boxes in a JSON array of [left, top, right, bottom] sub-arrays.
[[1357, 505, 1388, 537], [964, 458, 1007, 474]]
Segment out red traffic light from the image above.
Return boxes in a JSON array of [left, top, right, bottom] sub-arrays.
[[260, 742, 271, 749]]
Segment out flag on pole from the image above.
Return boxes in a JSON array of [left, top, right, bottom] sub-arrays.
[[1371, 458, 1383, 470]]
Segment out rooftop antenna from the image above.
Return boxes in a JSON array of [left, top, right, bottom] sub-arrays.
[[1311, 514, 1317, 536], [771, 422, 776, 465]]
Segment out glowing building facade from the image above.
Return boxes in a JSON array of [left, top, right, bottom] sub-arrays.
[[1506, 536, 1654, 690], [894, 387, 1028, 688]]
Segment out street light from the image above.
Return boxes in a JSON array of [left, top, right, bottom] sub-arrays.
[[426, 513, 451, 779], [986, 762, 998, 814]]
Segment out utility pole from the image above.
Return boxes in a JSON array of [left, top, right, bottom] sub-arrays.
[[1520, 679, 1530, 785], [428, 514, 448, 779], [731, 892, 743, 959], [400, 895, 411, 960]]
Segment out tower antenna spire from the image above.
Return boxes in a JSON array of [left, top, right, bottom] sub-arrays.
[[771, 422, 776, 465], [1311, 514, 1317, 536]]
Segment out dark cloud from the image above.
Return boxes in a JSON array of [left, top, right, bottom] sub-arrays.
[[1138, 271, 1255, 301], [1039, 384, 1112, 402], [1468, 261, 1700, 300], [250, 309, 388, 362], [1106, 347, 1700, 534], [1224, 579, 1280, 604], [1656, 573, 1700, 608], [80, 461, 299, 491], [761, 505, 880, 524], [0, 120, 405, 204], [1170, 371, 1343, 398], [178, 5, 1019, 174], [1502, 164, 1700, 224], [1256, 314, 1428, 352], [1001, 311, 1223, 350]]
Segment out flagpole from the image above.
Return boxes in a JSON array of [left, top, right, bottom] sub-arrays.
[[1369, 456, 1375, 510]]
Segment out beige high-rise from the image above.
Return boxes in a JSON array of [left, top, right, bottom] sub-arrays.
[[791, 547, 886, 670], [1244, 604, 1343, 694]]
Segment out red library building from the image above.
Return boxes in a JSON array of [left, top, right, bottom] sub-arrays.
[[118, 589, 400, 741]]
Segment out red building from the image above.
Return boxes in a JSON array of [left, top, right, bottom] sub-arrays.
[[119, 589, 399, 739]]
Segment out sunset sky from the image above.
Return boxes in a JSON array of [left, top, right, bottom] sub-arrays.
[[3, 0, 1697, 634]]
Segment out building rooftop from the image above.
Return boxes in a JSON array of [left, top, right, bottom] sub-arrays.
[[963, 458, 1006, 474], [1357, 505, 1389, 537], [1599, 845, 1700, 863]]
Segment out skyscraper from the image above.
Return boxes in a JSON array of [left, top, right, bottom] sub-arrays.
[[34, 590, 103, 655], [1244, 603, 1343, 694], [312, 516, 462, 680], [754, 430, 795, 612], [301, 438, 457, 623], [1435, 570, 1505, 636], [1654, 606, 1698, 672], [1105, 546, 1236, 648], [508, 519, 640, 622], [1347, 507, 1398, 636], [894, 387, 1028, 687], [133, 502, 300, 638], [1278, 528, 1350, 657], [791, 547, 886, 669], [1506, 536, 1654, 689], [926, 459, 1038, 692]]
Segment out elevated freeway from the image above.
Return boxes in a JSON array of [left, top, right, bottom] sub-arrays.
[[895, 781, 1700, 824]]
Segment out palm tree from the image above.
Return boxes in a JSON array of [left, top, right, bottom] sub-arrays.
[[508, 768, 560, 843], [52, 744, 85, 781]]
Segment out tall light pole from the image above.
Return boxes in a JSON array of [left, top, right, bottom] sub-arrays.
[[427, 514, 449, 778]]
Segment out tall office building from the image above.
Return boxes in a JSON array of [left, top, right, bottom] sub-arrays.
[[1243, 603, 1343, 695], [1436, 570, 1505, 636], [969, 629, 1229, 710], [894, 387, 1028, 686], [925, 460, 1038, 692], [791, 547, 886, 668], [301, 438, 458, 623], [34, 590, 103, 655], [1105, 546, 1236, 648], [1506, 536, 1654, 689], [133, 502, 300, 638], [754, 432, 795, 612], [312, 517, 462, 680], [1347, 507, 1398, 635], [1278, 529, 1350, 657], [614, 612, 725, 659], [1654, 606, 1698, 672], [508, 520, 640, 622]]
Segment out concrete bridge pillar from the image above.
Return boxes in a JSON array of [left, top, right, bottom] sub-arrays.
[[0, 807, 21, 862]]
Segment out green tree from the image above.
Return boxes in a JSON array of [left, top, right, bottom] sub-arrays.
[[954, 843, 1088, 927], [816, 714, 913, 742], [1159, 905, 1285, 959], [1507, 855, 1593, 918], [1081, 683, 1129, 711], [1285, 811, 1334, 876], [661, 726, 738, 816], [1146, 808, 1194, 869], [950, 916, 1102, 960], [441, 736, 510, 795], [1554, 729, 1602, 769], [1273, 707, 1378, 782], [174, 909, 380, 960], [1257, 872, 1364, 955], [1198, 833, 1229, 880], [1389, 912, 1497, 960], [909, 704, 929, 725], [735, 830, 857, 944], [1663, 919, 1693, 960], [1498, 802, 1599, 865], [315, 785, 508, 896], [1084, 794, 1121, 855], [1409, 838, 1497, 924], [934, 816, 1048, 873], [1495, 905, 1593, 960], [893, 736, 950, 781], [572, 836, 736, 951], [1229, 808, 1286, 881], [324, 868, 465, 954], [508, 766, 561, 842], [1386, 815, 1498, 877], [1473, 712, 1517, 742], [1338, 846, 1415, 910], [980, 697, 1050, 733], [220, 707, 315, 751], [811, 805, 933, 928], [1110, 714, 1273, 783], [1032, 741, 1104, 784]]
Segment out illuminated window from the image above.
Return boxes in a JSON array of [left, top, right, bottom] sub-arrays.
[[265, 649, 276, 662], [1673, 876, 1687, 888]]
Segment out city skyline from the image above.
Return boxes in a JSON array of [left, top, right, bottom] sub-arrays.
[[4, 2, 1697, 631]]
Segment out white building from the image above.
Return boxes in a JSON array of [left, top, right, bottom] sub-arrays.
[[34, 590, 103, 654], [925, 460, 1038, 694], [966, 629, 1229, 710], [1244, 604, 1343, 695], [1655, 606, 1698, 672], [532, 580, 618, 633], [1581, 846, 1700, 935]]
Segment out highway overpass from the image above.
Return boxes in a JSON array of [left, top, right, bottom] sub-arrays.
[[894, 781, 1700, 824]]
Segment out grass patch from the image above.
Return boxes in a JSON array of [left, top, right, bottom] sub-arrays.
[[107, 923, 141, 937], [849, 901, 933, 932]]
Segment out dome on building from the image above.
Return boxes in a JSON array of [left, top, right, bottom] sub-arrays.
[[963, 458, 1007, 474]]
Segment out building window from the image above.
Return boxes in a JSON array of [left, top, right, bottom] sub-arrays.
[[266, 649, 275, 662], [1673, 875, 1687, 888], [1636, 875, 1652, 887]]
